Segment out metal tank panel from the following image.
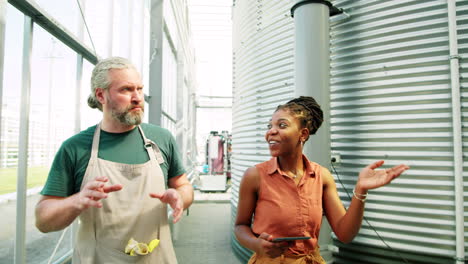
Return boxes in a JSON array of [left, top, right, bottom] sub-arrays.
[[330, 0, 467, 263], [231, 0, 468, 263], [231, 0, 295, 261]]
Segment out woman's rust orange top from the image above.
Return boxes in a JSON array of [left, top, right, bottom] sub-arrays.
[[252, 155, 325, 255]]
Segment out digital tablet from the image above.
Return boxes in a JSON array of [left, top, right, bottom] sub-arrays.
[[272, 236, 311, 242]]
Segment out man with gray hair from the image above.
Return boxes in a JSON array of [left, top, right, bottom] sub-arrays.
[[35, 57, 193, 263]]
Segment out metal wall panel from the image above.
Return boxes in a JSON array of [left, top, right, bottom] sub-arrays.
[[231, 0, 294, 261], [330, 0, 467, 263], [232, 0, 467, 263]]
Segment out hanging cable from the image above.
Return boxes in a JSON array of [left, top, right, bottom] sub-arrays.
[[76, 0, 97, 58], [47, 226, 69, 264], [330, 162, 411, 264]]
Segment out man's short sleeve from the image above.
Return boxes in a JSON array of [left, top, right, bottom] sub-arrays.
[[40, 143, 76, 197], [166, 132, 186, 179]]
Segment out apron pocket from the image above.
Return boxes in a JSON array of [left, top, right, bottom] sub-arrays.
[[97, 244, 150, 263]]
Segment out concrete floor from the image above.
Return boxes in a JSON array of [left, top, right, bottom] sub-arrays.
[[173, 202, 243, 264], [0, 190, 244, 264]]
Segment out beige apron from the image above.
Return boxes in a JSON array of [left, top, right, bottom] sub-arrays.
[[73, 124, 178, 264]]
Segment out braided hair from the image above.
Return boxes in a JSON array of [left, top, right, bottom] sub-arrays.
[[275, 96, 323, 142]]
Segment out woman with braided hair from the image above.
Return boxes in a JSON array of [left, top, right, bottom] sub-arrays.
[[234, 96, 409, 263]]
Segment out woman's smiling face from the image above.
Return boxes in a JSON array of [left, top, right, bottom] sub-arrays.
[[265, 109, 304, 157]]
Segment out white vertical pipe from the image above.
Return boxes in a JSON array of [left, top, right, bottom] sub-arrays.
[[71, 55, 82, 253], [178, 62, 187, 168], [148, 0, 164, 126], [191, 92, 197, 164], [75, 55, 83, 133], [108, 0, 115, 57], [127, 0, 134, 58], [75, 0, 85, 134], [293, 0, 332, 261], [15, 15, 33, 264], [447, 1, 464, 263], [0, 0, 6, 145], [140, 0, 147, 77], [72, 0, 86, 250]]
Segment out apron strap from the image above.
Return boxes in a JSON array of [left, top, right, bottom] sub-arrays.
[[90, 123, 101, 160], [138, 126, 165, 164]]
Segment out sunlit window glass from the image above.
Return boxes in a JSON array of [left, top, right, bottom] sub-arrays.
[[0, 5, 24, 263], [161, 32, 177, 135], [25, 24, 78, 264], [33, 0, 80, 37]]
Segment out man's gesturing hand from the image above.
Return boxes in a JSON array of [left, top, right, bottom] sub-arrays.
[[149, 189, 183, 223], [75, 176, 123, 211]]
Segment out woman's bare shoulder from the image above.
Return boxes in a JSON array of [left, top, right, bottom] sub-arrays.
[[321, 166, 335, 187], [240, 166, 261, 191]]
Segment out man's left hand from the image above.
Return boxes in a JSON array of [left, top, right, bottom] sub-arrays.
[[149, 189, 183, 223]]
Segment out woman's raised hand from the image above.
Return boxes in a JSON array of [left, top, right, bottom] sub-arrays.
[[356, 160, 409, 191]]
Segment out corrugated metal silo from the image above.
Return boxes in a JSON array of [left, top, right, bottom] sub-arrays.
[[231, 0, 468, 263]]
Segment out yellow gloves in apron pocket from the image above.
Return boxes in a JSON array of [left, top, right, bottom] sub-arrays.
[[124, 238, 160, 256]]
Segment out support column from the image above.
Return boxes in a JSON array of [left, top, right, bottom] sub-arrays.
[[292, 0, 341, 261], [148, 0, 164, 125], [292, 0, 335, 167], [15, 15, 33, 264], [0, 0, 6, 152]]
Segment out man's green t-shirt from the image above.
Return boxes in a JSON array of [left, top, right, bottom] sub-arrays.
[[41, 123, 186, 197]]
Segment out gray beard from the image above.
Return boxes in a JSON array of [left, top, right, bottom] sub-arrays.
[[110, 107, 143, 126]]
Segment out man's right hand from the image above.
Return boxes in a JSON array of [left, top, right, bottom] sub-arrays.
[[35, 177, 122, 233], [75, 176, 123, 211]]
